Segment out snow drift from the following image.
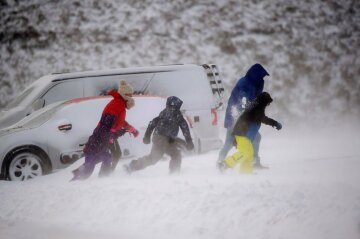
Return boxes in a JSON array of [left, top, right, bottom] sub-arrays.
[[0, 123, 359, 239]]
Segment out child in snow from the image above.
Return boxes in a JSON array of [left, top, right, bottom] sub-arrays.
[[124, 96, 194, 174], [71, 80, 139, 181], [219, 92, 282, 173]]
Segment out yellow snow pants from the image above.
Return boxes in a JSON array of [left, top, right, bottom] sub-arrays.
[[224, 136, 254, 173]]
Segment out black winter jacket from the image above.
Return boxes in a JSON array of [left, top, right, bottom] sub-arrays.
[[232, 92, 278, 139], [144, 96, 192, 143]]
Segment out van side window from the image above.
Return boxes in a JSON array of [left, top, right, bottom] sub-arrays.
[[83, 74, 153, 96], [146, 71, 214, 110], [42, 81, 84, 106]]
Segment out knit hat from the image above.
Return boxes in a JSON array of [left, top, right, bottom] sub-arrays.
[[118, 80, 135, 109], [118, 80, 134, 96]]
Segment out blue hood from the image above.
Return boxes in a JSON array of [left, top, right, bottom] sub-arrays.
[[245, 63, 269, 87]]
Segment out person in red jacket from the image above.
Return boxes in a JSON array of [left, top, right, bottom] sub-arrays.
[[71, 80, 139, 181]]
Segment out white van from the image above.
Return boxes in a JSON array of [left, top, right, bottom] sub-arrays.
[[0, 64, 224, 153]]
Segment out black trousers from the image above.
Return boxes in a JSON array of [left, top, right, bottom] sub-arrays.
[[129, 134, 182, 173], [109, 140, 122, 172]]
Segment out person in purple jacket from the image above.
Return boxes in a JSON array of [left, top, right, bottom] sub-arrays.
[[217, 63, 270, 170]]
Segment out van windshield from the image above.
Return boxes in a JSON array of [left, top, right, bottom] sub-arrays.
[[5, 86, 35, 110]]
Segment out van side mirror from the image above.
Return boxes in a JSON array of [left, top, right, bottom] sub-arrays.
[[32, 98, 45, 111]]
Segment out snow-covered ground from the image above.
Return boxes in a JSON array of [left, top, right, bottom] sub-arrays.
[[1, 122, 360, 239]]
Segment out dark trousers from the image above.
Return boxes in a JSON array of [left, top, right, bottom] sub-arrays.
[[129, 134, 182, 173], [71, 151, 113, 180], [109, 140, 122, 171]]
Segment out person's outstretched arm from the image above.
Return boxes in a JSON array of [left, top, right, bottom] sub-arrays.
[[143, 117, 159, 144], [177, 112, 194, 150], [261, 116, 282, 130]]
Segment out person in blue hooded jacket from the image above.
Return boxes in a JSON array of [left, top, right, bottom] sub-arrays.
[[217, 63, 270, 169]]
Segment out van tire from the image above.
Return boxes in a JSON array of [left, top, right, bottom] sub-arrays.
[[4, 147, 51, 181]]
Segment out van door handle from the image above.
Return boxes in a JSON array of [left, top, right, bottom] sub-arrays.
[[58, 123, 72, 131]]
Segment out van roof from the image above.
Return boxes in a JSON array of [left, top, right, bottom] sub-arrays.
[[64, 95, 165, 105], [43, 64, 204, 82]]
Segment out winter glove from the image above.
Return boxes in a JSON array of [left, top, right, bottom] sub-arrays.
[[130, 128, 139, 137], [115, 128, 127, 137], [274, 122, 282, 130], [143, 136, 151, 144], [126, 125, 139, 137], [185, 139, 195, 151]]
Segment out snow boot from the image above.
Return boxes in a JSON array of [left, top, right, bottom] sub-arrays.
[[98, 165, 112, 177], [253, 156, 269, 169], [216, 160, 228, 172], [123, 164, 132, 174]]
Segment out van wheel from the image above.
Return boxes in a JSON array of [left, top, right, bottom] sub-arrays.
[[7, 149, 49, 181]]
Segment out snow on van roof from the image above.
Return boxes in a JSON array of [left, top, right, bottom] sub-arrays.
[[46, 64, 203, 82], [64, 95, 165, 104], [65, 96, 110, 104]]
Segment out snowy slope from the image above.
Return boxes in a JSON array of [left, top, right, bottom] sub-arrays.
[[1, 0, 359, 123], [1, 123, 359, 239]]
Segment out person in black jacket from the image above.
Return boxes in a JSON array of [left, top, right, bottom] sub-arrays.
[[220, 92, 282, 173], [124, 96, 194, 173]]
